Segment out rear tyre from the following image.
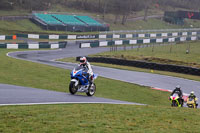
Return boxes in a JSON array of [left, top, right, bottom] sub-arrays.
[[69, 82, 77, 95], [86, 83, 96, 96]]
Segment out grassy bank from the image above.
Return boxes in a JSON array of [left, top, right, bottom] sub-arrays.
[[0, 19, 98, 35], [1, 18, 200, 35], [0, 104, 200, 133], [109, 18, 200, 31]]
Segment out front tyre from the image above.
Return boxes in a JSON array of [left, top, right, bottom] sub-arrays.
[[187, 104, 194, 108], [172, 100, 178, 107], [86, 83, 96, 96], [69, 82, 77, 95]]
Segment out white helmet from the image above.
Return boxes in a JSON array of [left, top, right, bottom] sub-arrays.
[[176, 85, 181, 89], [191, 91, 194, 94], [80, 56, 87, 65]]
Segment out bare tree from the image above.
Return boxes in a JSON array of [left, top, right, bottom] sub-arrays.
[[143, 0, 153, 21], [102, 0, 107, 20], [121, 0, 132, 25]]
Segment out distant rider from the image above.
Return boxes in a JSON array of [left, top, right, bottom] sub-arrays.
[[189, 91, 196, 99], [171, 85, 184, 106], [79, 56, 94, 84], [188, 91, 198, 107]]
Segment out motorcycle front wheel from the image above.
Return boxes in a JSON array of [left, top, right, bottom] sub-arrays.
[[187, 104, 194, 108], [69, 82, 78, 95], [172, 100, 178, 107], [86, 83, 96, 96]]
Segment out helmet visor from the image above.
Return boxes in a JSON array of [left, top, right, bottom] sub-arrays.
[[80, 60, 85, 63]]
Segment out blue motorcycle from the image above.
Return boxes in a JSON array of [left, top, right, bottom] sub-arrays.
[[69, 65, 98, 96]]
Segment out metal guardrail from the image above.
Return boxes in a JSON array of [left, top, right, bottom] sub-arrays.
[[0, 15, 31, 21], [100, 28, 200, 34]]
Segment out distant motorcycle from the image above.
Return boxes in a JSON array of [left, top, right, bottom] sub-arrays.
[[187, 97, 198, 108], [169, 93, 183, 107], [69, 65, 98, 96]]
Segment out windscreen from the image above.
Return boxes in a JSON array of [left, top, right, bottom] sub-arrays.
[[74, 66, 88, 72], [172, 93, 179, 97]]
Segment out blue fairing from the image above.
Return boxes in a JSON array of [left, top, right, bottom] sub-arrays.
[[71, 66, 90, 85]]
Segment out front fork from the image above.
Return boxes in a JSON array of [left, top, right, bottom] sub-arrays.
[[171, 99, 181, 107]]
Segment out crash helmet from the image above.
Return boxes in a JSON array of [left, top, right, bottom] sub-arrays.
[[80, 56, 87, 65], [176, 85, 181, 90], [190, 91, 194, 95]]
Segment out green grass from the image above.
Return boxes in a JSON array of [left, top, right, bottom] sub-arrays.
[[0, 40, 24, 43], [108, 18, 200, 31], [0, 49, 68, 92], [0, 19, 98, 35], [0, 9, 29, 16], [0, 19, 43, 35], [1, 104, 200, 133]]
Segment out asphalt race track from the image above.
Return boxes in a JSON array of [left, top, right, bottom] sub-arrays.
[[0, 84, 141, 106], [1, 41, 200, 106]]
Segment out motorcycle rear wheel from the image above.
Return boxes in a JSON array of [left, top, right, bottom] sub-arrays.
[[69, 82, 77, 95], [86, 83, 96, 96]]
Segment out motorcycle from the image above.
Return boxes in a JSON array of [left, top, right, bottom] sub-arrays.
[[69, 65, 98, 96], [169, 93, 183, 107], [186, 97, 198, 108]]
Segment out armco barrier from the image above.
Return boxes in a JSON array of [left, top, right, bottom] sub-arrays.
[[0, 42, 67, 49], [16, 33, 98, 40], [80, 36, 199, 48], [0, 35, 13, 40], [13, 29, 200, 40], [76, 57, 200, 76]]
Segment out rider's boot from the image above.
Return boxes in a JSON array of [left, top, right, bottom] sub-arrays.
[[89, 75, 94, 85]]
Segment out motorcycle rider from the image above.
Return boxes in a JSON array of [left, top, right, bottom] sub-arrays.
[[79, 56, 94, 84], [170, 85, 184, 106], [189, 91, 196, 99], [188, 91, 198, 107]]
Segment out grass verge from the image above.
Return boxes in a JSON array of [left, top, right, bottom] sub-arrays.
[[0, 104, 200, 133]]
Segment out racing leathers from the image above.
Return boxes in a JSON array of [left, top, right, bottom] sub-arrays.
[[188, 93, 198, 107], [80, 61, 93, 84]]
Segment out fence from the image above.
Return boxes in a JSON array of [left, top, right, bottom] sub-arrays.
[[0, 42, 67, 49], [0, 15, 30, 21], [12, 30, 200, 40], [80, 36, 198, 48]]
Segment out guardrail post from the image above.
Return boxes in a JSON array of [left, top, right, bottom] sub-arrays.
[[152, 43, 155, 52]]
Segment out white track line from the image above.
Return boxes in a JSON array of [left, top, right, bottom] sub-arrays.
[[0, 102, 146, 106]]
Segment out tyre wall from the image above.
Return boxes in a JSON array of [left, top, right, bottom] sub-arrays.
[[76, 57, 200, 76]]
